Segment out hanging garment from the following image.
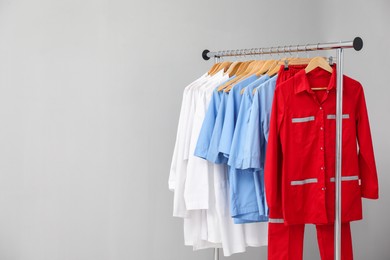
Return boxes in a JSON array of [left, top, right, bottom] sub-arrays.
[[265, 66, 379, 225], [264, 65, 328, 260]]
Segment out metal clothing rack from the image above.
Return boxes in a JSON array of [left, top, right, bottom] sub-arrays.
[[202, 37, 363, 260]]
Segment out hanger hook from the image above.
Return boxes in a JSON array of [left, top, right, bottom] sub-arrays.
[[237, 49, 241, 60], [232, 50, 237, 61], [305, 44, 310, 58], [317, 43, 320, 57]]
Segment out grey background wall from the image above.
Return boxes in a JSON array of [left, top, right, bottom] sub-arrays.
[[0, 0, 388, 259]]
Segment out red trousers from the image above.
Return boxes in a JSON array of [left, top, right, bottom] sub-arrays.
[[267, 222, 353, 259]]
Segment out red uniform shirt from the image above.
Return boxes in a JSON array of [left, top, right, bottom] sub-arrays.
[[265, 66, 379, 225]]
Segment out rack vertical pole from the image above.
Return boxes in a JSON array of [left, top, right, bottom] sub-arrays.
[[335, 48, 344, 260], [213, 55, 220, 260], [214, 247, 220, 260]]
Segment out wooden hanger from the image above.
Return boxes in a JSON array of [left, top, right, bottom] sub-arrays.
[[305, 56, 333, 91], [267, 57, 314, 76], [266, 58, 284, 77], [251, 60, 265, 73], [208, 63, 220, 75], [210, 61, 232, 76], [209, 63, 222, 76], [305, 56, 332, 74], [225, 61, 242, 77], [223, 60, 260, 93], [255, 59, 277, 76], [217, 76, 239, 91], [238, 60, 266, 94], [288, 57, 312, 65], [241, 60, 259, 75], [221, 61, 233, 73], [235, 61, 252, 76], [217, 61, 250, 92]]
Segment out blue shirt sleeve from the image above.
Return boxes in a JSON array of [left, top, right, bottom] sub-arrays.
[[194, 76, 235, 159], [242, 88, 262, 170], [206, 92, 229, 164]]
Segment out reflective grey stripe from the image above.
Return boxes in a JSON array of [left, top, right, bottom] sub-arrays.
[[269, 218, 284, 223], [327, 114, 350, 119], [330, 175, 359, 182], [292, 116, 315, 123], [291, 178, 318, 185]]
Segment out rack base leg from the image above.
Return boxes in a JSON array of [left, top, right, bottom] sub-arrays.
[[214, 248, 219, 260]]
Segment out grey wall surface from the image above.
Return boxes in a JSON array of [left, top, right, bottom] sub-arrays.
[[0, 0, 388, 259]]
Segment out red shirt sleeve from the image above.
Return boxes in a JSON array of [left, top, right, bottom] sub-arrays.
[[265, 84, 286, 218], [356, 84, 379, 199]]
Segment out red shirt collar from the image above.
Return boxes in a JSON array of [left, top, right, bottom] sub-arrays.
[[294, 65, 337, 94]]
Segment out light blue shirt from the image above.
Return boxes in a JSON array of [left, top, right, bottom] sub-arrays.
[[243, 75, 278, 170], [242, 75, 278, 217], [194, 76, 235, 159], [228, 75, 270, 168], [226, 75, 271, 223], [219, 75, 259, 158], [227, 75, 272, 222]]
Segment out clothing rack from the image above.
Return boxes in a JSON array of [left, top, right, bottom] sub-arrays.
[[202, 37, 363, 260]]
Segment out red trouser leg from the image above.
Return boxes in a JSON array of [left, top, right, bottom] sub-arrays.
[[268, 222, 353, 259], [316, 222, 354, 260], [268, 222, 305, 260]]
